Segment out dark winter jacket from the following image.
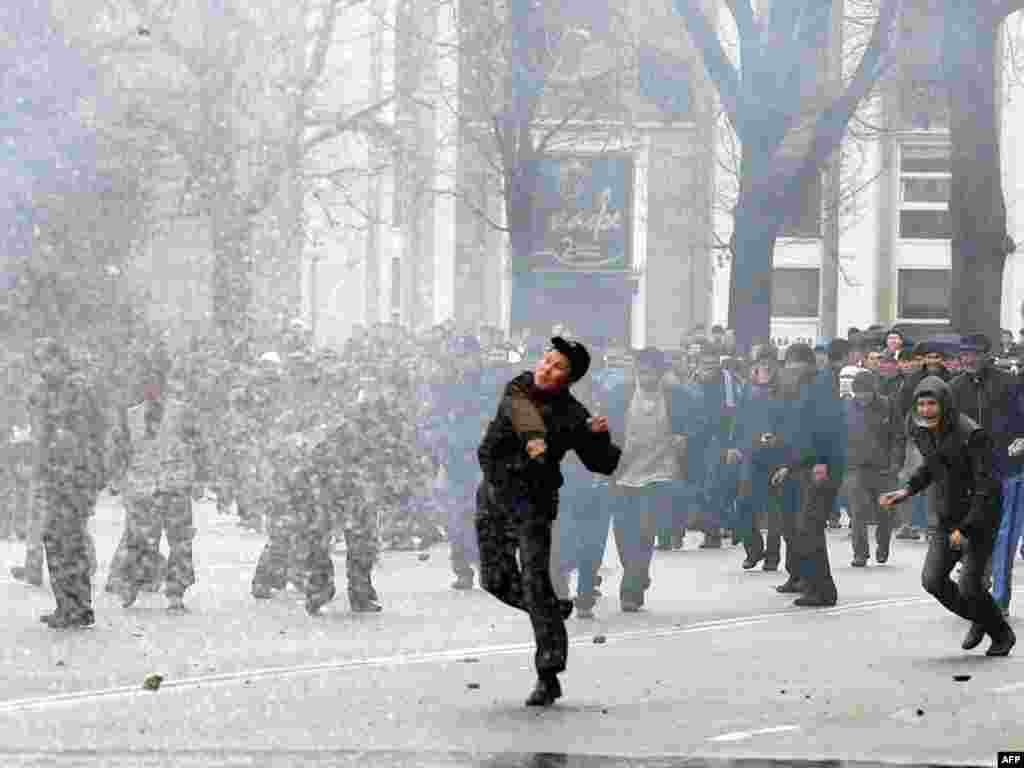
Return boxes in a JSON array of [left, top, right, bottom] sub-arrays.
[[902, 376, 1002, 539], [732, 384, 789, 470], [478, 372, 622, 503], [949, 362, 1024, 480], [843, 393, 900, 472]]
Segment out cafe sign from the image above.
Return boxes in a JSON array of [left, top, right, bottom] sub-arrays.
[[511, 154, 633, 272]]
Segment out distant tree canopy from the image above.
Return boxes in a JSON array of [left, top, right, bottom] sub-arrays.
[[0, 0, 150, 377]]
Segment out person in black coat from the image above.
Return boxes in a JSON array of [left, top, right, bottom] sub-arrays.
[[881, 376, 1016, 656], [477, 337, 622, 706]]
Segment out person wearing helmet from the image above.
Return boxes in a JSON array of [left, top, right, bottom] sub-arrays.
[[881, 377, 1015, 656], [477, 337, 621, 707]]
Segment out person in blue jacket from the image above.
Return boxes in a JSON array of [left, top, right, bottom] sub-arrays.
[[770, 343, 847, 607], [430, 336, 490, 589], [730, 345, 789, 570]]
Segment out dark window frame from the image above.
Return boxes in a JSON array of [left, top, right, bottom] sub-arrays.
[[779, 173, 823, 239], [898, 143, 951, 240], [897, 268, 951, 320], [771, 267, 820, 318]]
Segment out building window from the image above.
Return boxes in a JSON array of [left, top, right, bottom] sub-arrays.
[[898, 268, 950, 320], [771, 268, 820, 318], [780, 173, 822, 238], [898, 144, 951, 239]]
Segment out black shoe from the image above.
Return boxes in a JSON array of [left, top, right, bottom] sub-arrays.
[[305, 587, 336, 616], [875, 549, 889, 564], [742, 540, 765, 570], [986, 625, 1016, 657], [762, 558, 779, 572], [252, 586, 273, 599], [10, 566, 42, 587], [42, 609, 95, 629], [559, 599, 573, 620], [962, 622, 986, 651], [525, 675, 562, 706], [794, 592, 837, 607], [776, 578, 804, 594], [895, 525, 920, 541], [350, 595, 383, 613], [851, 557, 868, 568]]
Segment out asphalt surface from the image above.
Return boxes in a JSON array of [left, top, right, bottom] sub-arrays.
[[1, 493, 1021, 768]]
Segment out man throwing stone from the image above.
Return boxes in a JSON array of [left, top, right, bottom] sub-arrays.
[[477, 337, 622, 706]]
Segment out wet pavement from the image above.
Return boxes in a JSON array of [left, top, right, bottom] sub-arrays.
[[0, 751, 994, 767], [1, 495, 1019, 768]]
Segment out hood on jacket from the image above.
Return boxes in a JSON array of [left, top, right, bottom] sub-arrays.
[[911, 375, 957, 431]]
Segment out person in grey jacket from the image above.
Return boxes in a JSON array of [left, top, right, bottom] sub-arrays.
[[843, 371, 902, 567]]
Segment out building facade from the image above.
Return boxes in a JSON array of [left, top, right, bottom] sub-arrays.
[[711, 8, 1024, 348]]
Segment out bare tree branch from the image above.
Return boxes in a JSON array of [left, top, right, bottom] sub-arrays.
[[784, 0, 902, 199], [725, 0, 758, 39], [672, 0, 740, 127], [303, 95, 397, 151], [302, 0, 343, 100]]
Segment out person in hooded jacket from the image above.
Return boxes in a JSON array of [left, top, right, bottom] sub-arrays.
[[950, 333, 1024, 618], [843, 370, 902, 567], [477, 337, 622, 707], [880, 377, 1016, 656]]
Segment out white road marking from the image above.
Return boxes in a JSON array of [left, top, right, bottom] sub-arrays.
[[0, 596, 929, 714], [990, 681, 1024, 694], [709, 724, 801, 742]]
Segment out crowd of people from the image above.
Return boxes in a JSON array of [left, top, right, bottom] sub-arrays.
[[2, 317, 1022, 703]]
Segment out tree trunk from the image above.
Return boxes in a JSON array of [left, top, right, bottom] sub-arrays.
[[729, 192, 782, 351], [945, 5, 1009, 340], [211, 208, 254, 345]]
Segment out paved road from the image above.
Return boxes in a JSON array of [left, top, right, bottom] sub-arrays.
[[1, 494, 1021, 767]]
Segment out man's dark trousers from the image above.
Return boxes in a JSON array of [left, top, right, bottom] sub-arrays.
[[41, 489, 94, 618], [795, 472, 838, 601], [922, 530, 1006, 634], [476, 483, 567, 676], [847, 467, 892, 561]]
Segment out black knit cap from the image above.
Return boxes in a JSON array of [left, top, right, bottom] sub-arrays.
[[551, 336, 591, 383], [784, 342, 817, 366]]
